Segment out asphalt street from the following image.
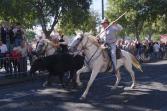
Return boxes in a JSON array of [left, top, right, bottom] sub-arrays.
[[0, 59, 167, 111]]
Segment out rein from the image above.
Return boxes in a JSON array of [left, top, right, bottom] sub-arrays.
[[40, 41, 57, 54], [72, 35, 102, 64]]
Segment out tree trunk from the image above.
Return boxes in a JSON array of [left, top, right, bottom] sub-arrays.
[[44, 31, 51, 38], [148, 34, 152, 41], [134, 20, 139, 40]]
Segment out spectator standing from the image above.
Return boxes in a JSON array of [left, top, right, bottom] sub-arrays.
[[4, 25, 15, 54], [0, 40, 8, 68], [12, 47, 22, 77], [149, 42, 154, 61], [13, 23, 26, 47], [28, 48, 35, 65], [1, 23, 6, 44], [165, 42, 167, 58], [160, 43, 165, 59], [17, 42, 27, 76], [153, 42, 160, 60], [4, 53, 13, 78], [36, 36, 43, 50]]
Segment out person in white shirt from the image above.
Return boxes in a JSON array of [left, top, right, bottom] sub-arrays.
[[0, 40, 8, 68], [0, 40, 8, 54], [17, 42, 27, 76], [153, 42, 160, 60]]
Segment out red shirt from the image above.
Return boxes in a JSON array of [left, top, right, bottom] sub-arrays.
[[11, 51, 22, 62]]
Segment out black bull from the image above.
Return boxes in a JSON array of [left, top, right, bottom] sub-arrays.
[[29, 53, 84, 89]]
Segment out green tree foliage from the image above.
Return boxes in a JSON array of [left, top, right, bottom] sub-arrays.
[[105, 0, 167, 40], [24, 30, 36, 42], [56, 10, 100, 36], [0, 0, 92, 37]]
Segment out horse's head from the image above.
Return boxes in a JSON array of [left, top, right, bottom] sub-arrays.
[[69, 33, 88, 53], [36, 39, 49, 55]]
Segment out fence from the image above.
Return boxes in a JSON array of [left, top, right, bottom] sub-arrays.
[[0, 56, 28, 78]]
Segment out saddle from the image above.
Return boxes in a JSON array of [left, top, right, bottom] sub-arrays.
[[102, 43, 123, 61]]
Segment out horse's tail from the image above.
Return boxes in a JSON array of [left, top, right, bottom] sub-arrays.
[[128, 52, 143, 72]]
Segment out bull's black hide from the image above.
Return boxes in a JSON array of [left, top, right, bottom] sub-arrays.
[[30, 53, 84, 89]]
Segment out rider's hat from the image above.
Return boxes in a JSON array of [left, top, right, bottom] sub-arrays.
[[57, 29, 62, 32], [101, 19, 110, 24]]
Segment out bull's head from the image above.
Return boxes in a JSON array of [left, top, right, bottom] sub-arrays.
[[29, 58, 44, 74]]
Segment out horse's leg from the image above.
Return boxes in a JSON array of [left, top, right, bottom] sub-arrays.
[[43, 73, 52, 86], [111, 68, 121, 91], [124, 64, 135, 89], [80, 67, 100, 100], [76, 66, 90, 87], [111, 60, 123, 91], [65, 70, 74, 87]]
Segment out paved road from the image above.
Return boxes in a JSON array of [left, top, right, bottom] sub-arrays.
[[0, 60, 167, 111]]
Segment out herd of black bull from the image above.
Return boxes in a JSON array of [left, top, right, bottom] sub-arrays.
[[29, 53, 84, 89]]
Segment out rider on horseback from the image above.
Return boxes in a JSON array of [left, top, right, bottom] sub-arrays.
[[95, 19, 123, 74]]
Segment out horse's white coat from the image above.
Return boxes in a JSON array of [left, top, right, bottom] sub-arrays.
[[69, 33, 137, 100], [36, 39, 57, 56]]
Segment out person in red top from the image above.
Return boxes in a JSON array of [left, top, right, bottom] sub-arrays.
[[11, 47, 22, 77], [36, 36, 43, 50]]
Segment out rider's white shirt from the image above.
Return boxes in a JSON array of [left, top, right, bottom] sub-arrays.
[[100, 24, 123, 44]]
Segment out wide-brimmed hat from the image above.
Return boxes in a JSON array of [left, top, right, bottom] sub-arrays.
[[57, 29, 62, 32], [101, 19, 110, 24]]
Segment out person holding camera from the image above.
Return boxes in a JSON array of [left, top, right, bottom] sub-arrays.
[[13, 23, 26, 47], [4, 24, 15, 54]]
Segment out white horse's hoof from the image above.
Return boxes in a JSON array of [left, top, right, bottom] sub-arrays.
[[79, 96, 86, 101], [131, 85, 135, 89], [78, 82, 83, 88], [111, 88, 116, 92], [43, 81, 52, 87]]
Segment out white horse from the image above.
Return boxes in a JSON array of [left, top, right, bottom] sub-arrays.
[[36, 39, 59, 56], [69, 32, 143, 100]]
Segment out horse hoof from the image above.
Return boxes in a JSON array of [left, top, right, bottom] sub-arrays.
[[78, 82, 83, 88], [111, 88, 116, 92], [43, 81, 52, 87], [131, 86, 135, 89], [79, 96, 86, 101]]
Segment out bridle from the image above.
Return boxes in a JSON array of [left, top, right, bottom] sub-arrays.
[[71, 34, 102, 65]]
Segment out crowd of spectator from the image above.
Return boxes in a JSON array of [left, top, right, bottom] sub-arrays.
[[117, 39, 167, 62], [0, 23, 29, 78]]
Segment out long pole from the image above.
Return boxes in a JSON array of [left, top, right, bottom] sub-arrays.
[[97, 11, 127, 37], [102, 0, 104, 19]]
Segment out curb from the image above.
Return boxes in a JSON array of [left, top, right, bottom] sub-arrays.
[[0, 73, 48, 85]]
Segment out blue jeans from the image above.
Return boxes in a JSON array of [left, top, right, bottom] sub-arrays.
[[160, 51, 164, 59], [109, 43, 116, 69], [155, 52, 159, 60], [150, 52, 154, 60], [6, 41, 14, 54], [15, 38, 23, 47]]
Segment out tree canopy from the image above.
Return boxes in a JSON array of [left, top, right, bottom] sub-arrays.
[[105, 0, 167, 41], [56, 9, 100, 36], [24, 30, 36, 42], [0, 0, 92, 37]]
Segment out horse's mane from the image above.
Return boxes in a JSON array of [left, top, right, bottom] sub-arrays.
[[77, 31, 105, 49], [40, 39, 57, 48]]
